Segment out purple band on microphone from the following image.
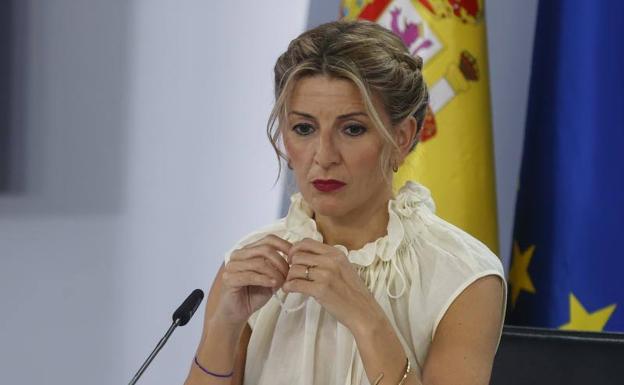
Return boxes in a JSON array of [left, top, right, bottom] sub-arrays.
[[194, 356, 234, 378]]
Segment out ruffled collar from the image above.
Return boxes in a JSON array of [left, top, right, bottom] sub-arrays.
[[284, 181, 435, 267]]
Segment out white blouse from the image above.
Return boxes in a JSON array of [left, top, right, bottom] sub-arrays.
[[223, 181, 507, 385]]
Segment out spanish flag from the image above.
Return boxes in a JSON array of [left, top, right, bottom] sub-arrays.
[[341, 0, 499, 253]]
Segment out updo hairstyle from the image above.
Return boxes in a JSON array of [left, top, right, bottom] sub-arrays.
[[268, 20, 429, 181]]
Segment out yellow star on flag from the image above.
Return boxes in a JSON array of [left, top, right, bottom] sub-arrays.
[[559, 293, 616, 332], [508, 241, 536, 308]]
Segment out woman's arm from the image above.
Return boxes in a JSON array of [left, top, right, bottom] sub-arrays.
[[185, 235, 291, 384], [184, 264, 251, 385], [230, 325, 251, 385], [352, 275, 505, 385]]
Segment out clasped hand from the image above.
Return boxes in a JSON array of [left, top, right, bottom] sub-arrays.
[[283, 238, 381, 332], [222, 234, 382, 333]]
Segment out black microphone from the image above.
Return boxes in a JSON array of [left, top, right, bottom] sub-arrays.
[[173, 288, 204, 326], [128, 289, 205, 385]]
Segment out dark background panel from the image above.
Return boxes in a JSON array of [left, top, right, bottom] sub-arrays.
[[0, 0, 12, 191]]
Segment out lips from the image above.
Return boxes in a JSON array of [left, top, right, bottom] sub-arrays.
[[312, 179, 346, 192]]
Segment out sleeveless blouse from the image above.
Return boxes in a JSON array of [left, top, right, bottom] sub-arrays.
[[223, 181, 507, 385]]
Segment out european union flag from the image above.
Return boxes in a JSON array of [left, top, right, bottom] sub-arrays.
[[506, 1, 624, 332]]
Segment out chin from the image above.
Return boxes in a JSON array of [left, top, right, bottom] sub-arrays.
[[306, 192, 351, 217]]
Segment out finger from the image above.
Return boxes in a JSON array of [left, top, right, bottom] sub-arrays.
[[231, 244, 290, 277], [223, 270, 277, 289], [227, 258, 286, 283], [289, 251, 326, 268], [288, 238, 332, 260], [243, 234, 293, 255], [235, 234, 291, 261], [282, 278, 319, 298], [230, 245, 289, 280], [286, 263, 328, 283]]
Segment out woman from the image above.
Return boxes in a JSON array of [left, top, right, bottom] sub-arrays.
[[185, 20, 506, 385]]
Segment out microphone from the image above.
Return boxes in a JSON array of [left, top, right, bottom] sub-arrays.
[[128, 289, 205, 385], [173, 289, 205, 326]]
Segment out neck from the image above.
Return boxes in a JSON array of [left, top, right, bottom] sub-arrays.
[[313, 187, 393, 250]]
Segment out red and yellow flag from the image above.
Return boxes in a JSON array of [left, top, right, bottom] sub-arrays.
[[342, 0, 499, 253]]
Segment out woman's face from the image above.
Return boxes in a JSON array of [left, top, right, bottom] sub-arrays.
[[282, 75, 394, 219]]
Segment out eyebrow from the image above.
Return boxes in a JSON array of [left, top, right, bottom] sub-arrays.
[[289, 110, 368, 120]]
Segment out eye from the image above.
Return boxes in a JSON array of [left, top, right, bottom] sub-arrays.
[[343, 124, 367, 137], [292, 123, 315, 136]]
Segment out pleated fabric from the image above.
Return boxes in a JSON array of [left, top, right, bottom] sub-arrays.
[[223, 181, 507, 385]]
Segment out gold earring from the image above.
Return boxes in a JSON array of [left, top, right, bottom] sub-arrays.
[[392, 160, 399, 173]]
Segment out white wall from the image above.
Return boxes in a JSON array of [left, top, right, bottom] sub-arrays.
[[118, 1, 308, 384], [1, 2, 130, 384], [0, 1, 309, 384]]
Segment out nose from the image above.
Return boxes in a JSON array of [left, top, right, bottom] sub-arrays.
[[314, 129, 340, 169]]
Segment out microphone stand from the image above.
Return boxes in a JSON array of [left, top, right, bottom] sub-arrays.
[[127, 288, 203, 384], [128, 318, 181, 385]]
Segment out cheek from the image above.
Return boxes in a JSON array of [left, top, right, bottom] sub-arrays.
[[283, 135, 309, 166], [346, 145, 384, 177]]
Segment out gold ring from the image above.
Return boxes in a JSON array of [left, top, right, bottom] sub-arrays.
[[305, 265, 312, 281]]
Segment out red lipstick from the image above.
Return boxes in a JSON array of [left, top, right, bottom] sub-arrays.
[[312, 179, 346, 192]]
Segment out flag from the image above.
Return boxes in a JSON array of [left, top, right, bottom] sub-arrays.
[[341, 0, 499, 253], [506, 0, 624, 332]]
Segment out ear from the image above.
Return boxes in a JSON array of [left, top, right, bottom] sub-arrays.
[[394, 116, 419, 162]]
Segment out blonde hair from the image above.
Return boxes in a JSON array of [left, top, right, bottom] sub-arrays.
[[268, 20, 429, 182]]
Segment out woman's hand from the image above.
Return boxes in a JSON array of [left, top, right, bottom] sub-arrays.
[[215, 234, 291, 326], [283, 238, 385, 333]]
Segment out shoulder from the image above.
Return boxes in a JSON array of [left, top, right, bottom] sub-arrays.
[[408, 211, 504, 281], [392, 181, 504, 282], [412, 216, 506, 383], [421, 273, 505, 385], [396, 193, 506, 342], [223, 218, 288, 263]]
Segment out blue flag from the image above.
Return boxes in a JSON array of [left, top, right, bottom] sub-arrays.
[[506, 1, 624, 332]]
